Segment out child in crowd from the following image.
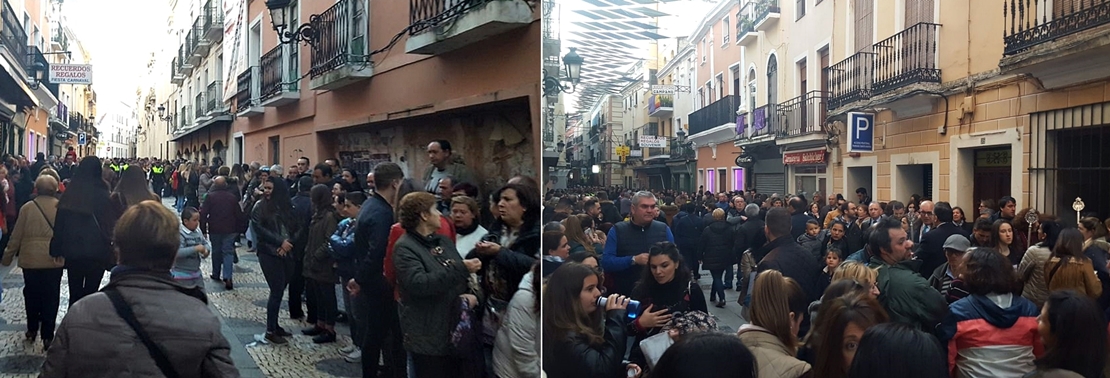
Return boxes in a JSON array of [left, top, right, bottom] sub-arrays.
[[823, 247, 842, 285], [173, 207, 211, 290], [797, 219, 824, 258]]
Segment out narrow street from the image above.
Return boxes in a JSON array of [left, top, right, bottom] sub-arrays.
[[0, 198, 361, 378]]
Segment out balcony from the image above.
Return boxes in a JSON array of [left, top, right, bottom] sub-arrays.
[[825, 51, 874, 111], [50, 102, 68, 130], [186, 32, 202, 65], [405, 0, 533, 55], [738, 103, 779, 142], [171, 57, 186, 84], [1001, 0, 1110, 89], [259, 45, 299, 107], [235, 66, 264, 117], [689, 95, 743, 136], [1, 0, 28, 69], [179, 105, 193, 131], [736, 2, 758, 44], [648, 94, 673, 117], [776, 91, 827, 145], [754, 0, 780, 32], [180, 46, 195, 75], [195, 92, 208, 122], [309, 0, 374, 91], [202, 0, 223, 43], [206, 81, 225, 115], [193, 20, 211, 56], [871, 22, 940, 95]]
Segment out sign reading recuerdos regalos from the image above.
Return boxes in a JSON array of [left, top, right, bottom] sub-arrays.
[[48, 64, 93, 85]]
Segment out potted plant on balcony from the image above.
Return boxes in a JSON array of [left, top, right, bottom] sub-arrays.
[[740, 18, 753, 34]]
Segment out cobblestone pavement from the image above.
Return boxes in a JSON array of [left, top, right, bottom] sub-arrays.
[[0, 198, 363, 378]]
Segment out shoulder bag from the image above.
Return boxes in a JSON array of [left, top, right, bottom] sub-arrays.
[[104, 288, 181, 378]]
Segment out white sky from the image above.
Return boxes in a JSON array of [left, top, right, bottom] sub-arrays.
[[62, 0, 167, 111]]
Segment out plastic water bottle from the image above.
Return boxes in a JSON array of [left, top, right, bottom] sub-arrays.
[[597, 296, 642, 319]]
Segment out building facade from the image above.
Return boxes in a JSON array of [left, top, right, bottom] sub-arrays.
[[221, 0, 539, 191]]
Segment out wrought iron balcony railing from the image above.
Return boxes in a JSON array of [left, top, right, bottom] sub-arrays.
[[206, 81, 222, 113], [236, 66, 260, 110], [180, 105, 192, 130], [203, 0, 223, 34], [311, 0, 368, 78], [26, 46, 59, 96], [1004, 0, 1110, 55], [195, 93, 206, 119], [410, 0, 492, 35], [754, 0, 780, 25], [689, 95, 743, 136], [872, 22, 940, 95], [746, 103, 780, 139], [825, 51, 875, 110], [778, 91, 827, 137], [1, 0, 28, 73], [736, 1, 756, 40], [260, 45, 290, 100]]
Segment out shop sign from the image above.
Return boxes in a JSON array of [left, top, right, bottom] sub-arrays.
[[48, 64, 93, 85], [54, 132, 69, 140], [848, 112, 874, 153], [638, 135, 666, 148], [735, 153, 755, 167], [783, 150, 827, 165]]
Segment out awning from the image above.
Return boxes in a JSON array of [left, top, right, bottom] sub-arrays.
[[0, 54, 37, 108], [171, 114, 232, 141]]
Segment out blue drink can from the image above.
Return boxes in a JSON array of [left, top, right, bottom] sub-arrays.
[[597, 297, 642, 319]]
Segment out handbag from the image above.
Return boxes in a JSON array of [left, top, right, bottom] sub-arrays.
[[104, 288, 181, 378], [638, 331, 674, 369]]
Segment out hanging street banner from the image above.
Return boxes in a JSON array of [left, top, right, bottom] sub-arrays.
[[848, 112, 874, 153], [48, 64, 93, 85], [651, 85, 676, 95]]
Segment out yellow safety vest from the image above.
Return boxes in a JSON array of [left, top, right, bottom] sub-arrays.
[[152, 166, 164, 174], [110, 164, 119, 172]]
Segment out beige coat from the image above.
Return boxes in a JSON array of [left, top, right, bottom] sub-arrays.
[[737, 324, 811, 378], [2, 196, 63, 269], [1018, 244, 1052, 307]]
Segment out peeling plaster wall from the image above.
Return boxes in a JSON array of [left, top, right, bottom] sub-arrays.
[[333, 103, 534, 193]]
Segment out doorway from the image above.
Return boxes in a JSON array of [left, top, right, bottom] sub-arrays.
[[895, 164, 933, 202], [269, 136, 280, 165], [973, 148, 1012, 208], [846, 166, 873, 202]]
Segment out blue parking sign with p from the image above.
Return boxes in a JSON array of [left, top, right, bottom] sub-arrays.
[[848, 112, 874, 153], [78, 132, 86, 146]]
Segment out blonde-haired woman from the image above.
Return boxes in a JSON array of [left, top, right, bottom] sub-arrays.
[[832, 261, 881, 299], [737, 269, 812, 378], [2, 175, 64, 350]]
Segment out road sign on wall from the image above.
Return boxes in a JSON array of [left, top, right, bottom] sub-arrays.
[[848, 112, 874, 153], [77, 132, 87, 146]]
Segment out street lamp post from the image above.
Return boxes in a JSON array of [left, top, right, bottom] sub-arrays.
[[543, 48, 584, 97], [265, 0, 320, 47], [1072, 197, 1085, 225]]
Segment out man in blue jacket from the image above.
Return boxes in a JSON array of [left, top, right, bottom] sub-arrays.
[[601, 191, 675, 296]]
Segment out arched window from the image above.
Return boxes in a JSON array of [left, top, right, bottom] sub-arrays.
[[767, 55, 779, 104]]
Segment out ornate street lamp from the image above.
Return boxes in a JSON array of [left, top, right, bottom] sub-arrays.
[[27, 62, 46, 90], [265, 0, 319, 47], [1072, 197, 1085, 225], [543, 48, 584, 97], [156, 105, 174, 122], [556, 141, 565, 152]]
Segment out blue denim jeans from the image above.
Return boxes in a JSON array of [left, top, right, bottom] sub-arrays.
[[724, 265, 734, 288], [210, 233, 237, 280], [174, 195, 185, 213]]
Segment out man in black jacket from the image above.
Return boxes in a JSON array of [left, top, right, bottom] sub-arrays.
[[596, 191, 623, 225], [348, 163, 406, 378], [733, 204, 767, 293], [755, 207, 824, 335], [288, 176, 313, 323], [916, 201, 970, 277]]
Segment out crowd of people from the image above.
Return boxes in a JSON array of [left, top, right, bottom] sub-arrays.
[[0, 139, 542, 378], [541, 186, 1110, 378]]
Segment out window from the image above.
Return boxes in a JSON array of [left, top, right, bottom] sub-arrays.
[[797, 0, 806, 20], [767, 55, 778, 104], [716, 74, 725, 99], [731, 66, 741, 96], [287, 0, 301, 83], [733, 168, 745, 191], [748, 68, 757, 112], [722, 17, 730, 44]]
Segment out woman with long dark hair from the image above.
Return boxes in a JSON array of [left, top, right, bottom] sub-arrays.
[[250, 176, 302, 344], [472, 183, 541, 364], [1029, 290, 1108, 378], [627, 242, 708, 371], [50, 156, 120, 306], [847, 323, 948, 378], [993, 219, 1024, 268], [302, 184, 342, 343], [112, 166, 159, 209], [542, 262, 637, 378], [648, 332, 758, 378], [803, 290, 888, 378], [184, 162, 201, 210]]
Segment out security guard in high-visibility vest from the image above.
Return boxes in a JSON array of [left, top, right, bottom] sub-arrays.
[[110, 164, 119, 172]]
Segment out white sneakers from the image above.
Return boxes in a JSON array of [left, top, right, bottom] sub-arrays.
[[340, 344, 357, 354], [343, 349, 362, 363]]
